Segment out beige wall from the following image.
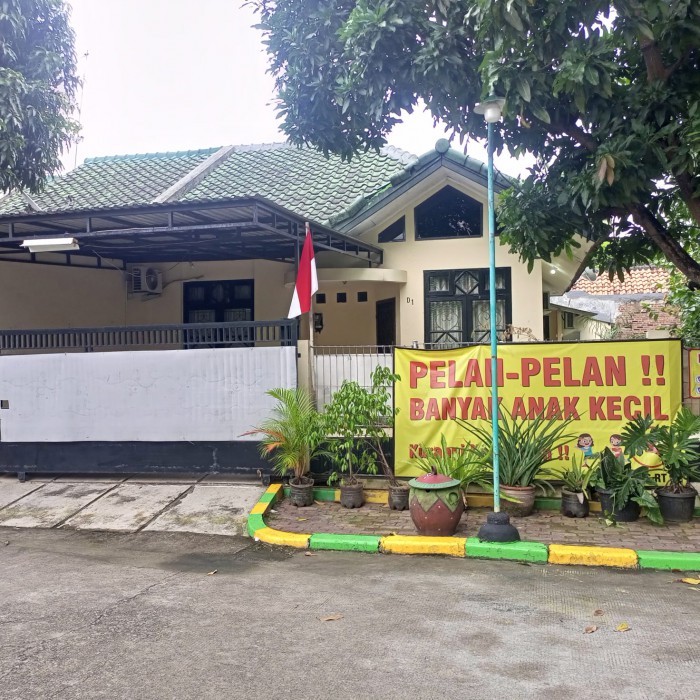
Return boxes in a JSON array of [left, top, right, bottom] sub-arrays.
[[353, 174, 544, 344], [0, 170, 547, 348], [0, 260, 126, 329]]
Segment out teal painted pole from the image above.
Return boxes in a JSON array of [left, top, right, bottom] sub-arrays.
[[487, 120, 501, 512]]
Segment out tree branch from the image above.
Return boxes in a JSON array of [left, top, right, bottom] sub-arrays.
[[550, 119, 598, 152], [675, 172, 700, 228], [628, 204, 700, 285]]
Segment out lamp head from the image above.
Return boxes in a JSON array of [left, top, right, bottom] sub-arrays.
[[20, 237, 80, 253], [474, 94, 506, 124]]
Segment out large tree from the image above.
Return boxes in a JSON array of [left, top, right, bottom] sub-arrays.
[[0, 0, 79, 193], [253, 1, 700, 284]]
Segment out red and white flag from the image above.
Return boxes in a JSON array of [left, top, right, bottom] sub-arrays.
[[288, 222, 318, 318]]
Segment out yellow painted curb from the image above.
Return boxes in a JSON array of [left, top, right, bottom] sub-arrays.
[[548, 544, 638, 568], [266, 483, 283, 497], [250, 502, 269, 515], [254, 526, 310, 549], [380, 535, 466, 557], [466, 494, 493, 508], [364, 490, 388, 504]]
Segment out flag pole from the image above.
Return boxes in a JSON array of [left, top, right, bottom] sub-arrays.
[[305, 222, 316, 403]]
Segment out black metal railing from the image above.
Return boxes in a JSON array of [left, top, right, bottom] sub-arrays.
[[0, 320, 298, 354]]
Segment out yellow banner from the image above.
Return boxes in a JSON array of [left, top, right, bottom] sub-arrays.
[[394, 340, 682, 483]]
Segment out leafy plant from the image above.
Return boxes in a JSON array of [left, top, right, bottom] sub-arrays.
[[323, 366, 401, 486], [456, 409, 577, 491], [621, 408, 700, 493], [560, 453, 600, 501], [598, 448, 662, 524], [412, 434, 492, 494], [244, 387, 326, 484]]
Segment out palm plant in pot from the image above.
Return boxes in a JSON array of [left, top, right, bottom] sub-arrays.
[[595, 447, 662, 524], [324, 366, 406, 509], [457, 409, 577, 517], [620, 408, 700, 522], [245, 387, 326, 507], [559, 454, 599, 518]]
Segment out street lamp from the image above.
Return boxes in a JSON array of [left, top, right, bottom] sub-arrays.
[[473, 94, 520, 543]]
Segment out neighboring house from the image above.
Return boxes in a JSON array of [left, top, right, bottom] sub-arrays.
[[0, 139, 590, 476], [549, 266, 676, 341]]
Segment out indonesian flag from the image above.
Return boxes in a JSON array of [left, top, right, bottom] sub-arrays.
[[288, 222, 318, 318]]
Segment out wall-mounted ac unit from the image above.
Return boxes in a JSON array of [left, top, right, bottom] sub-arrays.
[[129, 266, 163, 294]]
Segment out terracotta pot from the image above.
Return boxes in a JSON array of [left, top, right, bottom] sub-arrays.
[[408, 470, 464, 536], [340, 482, 364, 508], [500, 485, 536, 517], [656, 486, 697, 522], [289, 477, 314, 507], [560, 489, 589, 518], [388, 484, 409, 511]]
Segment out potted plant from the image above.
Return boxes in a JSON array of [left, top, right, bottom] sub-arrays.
[[244, 387, 326, 507], [412, 434, 492, 505], [409, 435, 492, 535], [324, 366, 406, 509], [457, 409, 577, 516], [620, 408, 700, 522], [559, 454, 599, 518], [595, 447, 663, 524]]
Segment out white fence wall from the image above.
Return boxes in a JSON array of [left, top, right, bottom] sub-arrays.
[[0, 346, 296, 442], [314, 346, 393, 407]]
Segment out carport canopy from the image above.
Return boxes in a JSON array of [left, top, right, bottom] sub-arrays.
[[0, 196, 383, 269]]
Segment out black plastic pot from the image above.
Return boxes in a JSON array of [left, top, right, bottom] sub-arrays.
[[596, 487, 641, 522], [656, 487, 697, 523], [388, 484, 409, 511], [340, 482, 364, 509], [289, 477, 315, 507], [560, 489, 589, 518]]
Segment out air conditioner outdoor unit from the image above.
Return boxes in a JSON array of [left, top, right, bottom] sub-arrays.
[[129, 266, 163, 294]]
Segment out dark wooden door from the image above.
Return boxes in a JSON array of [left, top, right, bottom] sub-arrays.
[[376, 298, 396, 351]]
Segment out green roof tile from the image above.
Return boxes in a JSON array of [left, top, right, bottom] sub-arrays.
[[0, 147, 219, 215], [0, 141, 500, 227]]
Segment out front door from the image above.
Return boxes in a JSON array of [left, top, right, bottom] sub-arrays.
[[376, 298, 396, 352], [183, 279, 254, 346]]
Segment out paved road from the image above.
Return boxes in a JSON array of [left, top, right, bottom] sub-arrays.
[[1, 528, 698, 700]]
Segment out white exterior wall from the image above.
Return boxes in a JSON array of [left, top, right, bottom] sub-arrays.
[[0, 346, 296, 442]]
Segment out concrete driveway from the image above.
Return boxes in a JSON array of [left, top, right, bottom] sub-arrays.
[[0, 473, 262, 536], [1, 528, 698, 699]]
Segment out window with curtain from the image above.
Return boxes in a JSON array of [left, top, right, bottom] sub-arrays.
[[424, 268, 511, 346]]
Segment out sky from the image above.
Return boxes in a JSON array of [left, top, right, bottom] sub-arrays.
[[65, 0, 528, 176]]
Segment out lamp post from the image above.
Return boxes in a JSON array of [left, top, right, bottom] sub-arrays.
[[473, 94, 520, 543]]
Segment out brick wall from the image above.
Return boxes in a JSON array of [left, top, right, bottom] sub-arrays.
[[614, 299, 679, 339]]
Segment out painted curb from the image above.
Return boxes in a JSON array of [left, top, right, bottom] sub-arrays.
[[465, 538, 549, 563], [381, 534, 466, 557], [636, 549, 700, 571], [248, 486, 700, 571], [549, 544, 638, 569], [310, 533, 380, 553]]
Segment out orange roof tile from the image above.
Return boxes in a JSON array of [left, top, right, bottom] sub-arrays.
[[573, 266, 669, 295]]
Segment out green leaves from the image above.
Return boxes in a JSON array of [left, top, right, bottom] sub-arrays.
[[253, 0, 700, 282], [0, 0, 79, 192]]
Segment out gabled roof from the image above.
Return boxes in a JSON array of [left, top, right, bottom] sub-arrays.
[[0, 142, 415, 223], [329, 138, 512, 230]]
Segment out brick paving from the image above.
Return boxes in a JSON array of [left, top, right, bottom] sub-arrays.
[[267, 499, 700, 552]]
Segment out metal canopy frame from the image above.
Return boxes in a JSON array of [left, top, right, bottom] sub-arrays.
[[0, 196, 383, 268]]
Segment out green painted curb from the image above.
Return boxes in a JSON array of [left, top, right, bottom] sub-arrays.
[[258, 491, 277, 504], [534, 498, 560, 511], [636, 550, 700, 571], [465, 537, 549, 562], [247, 513, 266, 537], [312, 487, 337, 501], [309, 533, 381, 553]]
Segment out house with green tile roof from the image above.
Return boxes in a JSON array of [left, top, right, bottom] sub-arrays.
[[0, 139, 591, 477]]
